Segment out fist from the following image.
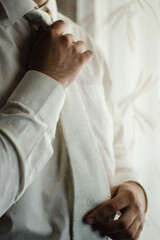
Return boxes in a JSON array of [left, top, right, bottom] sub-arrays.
[[28, 20, 93, 88], [85, 182, 147, 239]]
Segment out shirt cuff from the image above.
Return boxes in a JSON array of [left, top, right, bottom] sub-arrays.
[[8, 70, 65, 136], [115, 171, 148, 212]]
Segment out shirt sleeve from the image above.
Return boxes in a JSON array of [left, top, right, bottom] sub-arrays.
[[112, 104, 141, 185], [100, 54, 142, 185], [0, 70, 65, 217], [112, 104, 148, 210]]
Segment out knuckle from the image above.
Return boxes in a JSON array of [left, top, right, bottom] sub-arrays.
[[78, 54, 85, 64], [133, 204, 140, 214], [58, 20, 65, 25], [61, 34, 72, 44], [77, 40, 85, 46], [50, 21, 64, 31], [86, 50, 93, 56], [127, 189, 136, 202], [72, 45, 79, 53], [74, 41, 85, 52], [85, 50, 93, 60], [55, 20, 65, 27], [61, 34, 69, 42], [79, 50, 92, 64]]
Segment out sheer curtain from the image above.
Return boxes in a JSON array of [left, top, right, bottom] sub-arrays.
[[57, 0, 160, 239]]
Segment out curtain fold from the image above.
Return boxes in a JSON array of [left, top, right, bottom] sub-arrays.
[[57, 0, 160, 239]]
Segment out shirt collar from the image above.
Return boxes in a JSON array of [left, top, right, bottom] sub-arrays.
[[0, 0, 58, 24]]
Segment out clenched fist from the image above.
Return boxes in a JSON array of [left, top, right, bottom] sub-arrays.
[[28, 20, 93, 88]]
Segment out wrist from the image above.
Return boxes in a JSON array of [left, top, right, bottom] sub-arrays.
[[126, 181, 148, 213]]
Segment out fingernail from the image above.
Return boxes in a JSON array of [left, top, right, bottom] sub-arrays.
[[86, 217, 95, 225]]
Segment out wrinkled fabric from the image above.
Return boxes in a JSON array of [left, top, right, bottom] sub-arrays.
[[0, 0, 141, 239]]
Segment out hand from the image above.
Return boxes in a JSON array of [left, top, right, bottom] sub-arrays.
[[28, 20, 93, 88], [85, 182, 147, 239]]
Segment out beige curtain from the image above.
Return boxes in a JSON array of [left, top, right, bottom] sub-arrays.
[[57, 0, 160, 239]]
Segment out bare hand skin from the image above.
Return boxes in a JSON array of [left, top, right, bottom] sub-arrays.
[[85, 182, 147, 240], [28, 20, 93, 88]]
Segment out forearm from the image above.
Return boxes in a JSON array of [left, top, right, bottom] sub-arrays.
[[0, 133, 19, 217], [0, 70, 65, 216]]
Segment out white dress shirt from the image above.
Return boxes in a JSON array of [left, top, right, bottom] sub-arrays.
[[0, 0, 141, 239]]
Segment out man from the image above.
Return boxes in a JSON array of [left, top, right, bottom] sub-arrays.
[[0, 0, 147, 239]]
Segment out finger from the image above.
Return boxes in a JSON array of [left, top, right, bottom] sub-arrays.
[[86, 192, 130, 224], [61, 34, 75, 45], [133, 224, 143, 240], [50, 20, 66, 35], [92, 208, 136, 235], [74, 41, 85, 52], [79, 50, 93, 65], [104, 216, 140, 240]]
